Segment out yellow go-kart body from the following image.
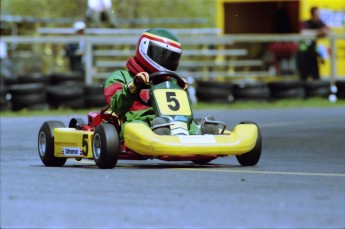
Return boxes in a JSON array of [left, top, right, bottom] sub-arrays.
[[124, 122, 259, 156], [51, 121, 258, 158], [38, 71, 261, 169], [53, 128, 94, 159]]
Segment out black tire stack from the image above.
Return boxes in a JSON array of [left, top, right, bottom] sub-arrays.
[[84, 83, 107, 108], [335, 80, 345, 99], [196, 80, 234, 103], [303, 80, 331, 98], [233, 81, 270, 101], [46, 72, 108, 109], [2, 71, 109, 111], [267, 80, 305, 99], [46, 72, 85, 109], [195, 78, 340, 102], [5, 73, 50, 111], [0, 77, 9, 111]]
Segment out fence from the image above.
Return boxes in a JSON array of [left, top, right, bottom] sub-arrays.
[[2, 31, 344, 85]]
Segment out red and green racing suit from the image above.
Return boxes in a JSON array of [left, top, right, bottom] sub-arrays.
[[104, 70, 199, 138]]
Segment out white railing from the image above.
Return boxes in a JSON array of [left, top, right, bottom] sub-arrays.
[[2, 32, 344, 85]]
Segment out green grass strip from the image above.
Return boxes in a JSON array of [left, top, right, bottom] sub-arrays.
[[0, 98, 344, 117]]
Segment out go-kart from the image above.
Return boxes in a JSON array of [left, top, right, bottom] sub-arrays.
[[38, 71, 262, 169]]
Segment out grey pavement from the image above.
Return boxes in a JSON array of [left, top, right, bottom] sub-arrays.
[[1, 107, 344, 228]]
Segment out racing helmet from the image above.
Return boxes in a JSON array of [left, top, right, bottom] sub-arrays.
[[135, 28, 182, 72]]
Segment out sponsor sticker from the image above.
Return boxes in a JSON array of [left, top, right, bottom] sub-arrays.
[[62, 147, 83, 156], [171, 122, 189, 136], [178, 135, 216, 144]]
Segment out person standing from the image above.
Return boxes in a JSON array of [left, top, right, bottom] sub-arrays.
[[86, 0, 118, 28], [64, 21, 86, 73], [297, 6, 329, 81]]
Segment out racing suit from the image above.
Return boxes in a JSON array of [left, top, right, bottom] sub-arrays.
[[104, 70, 199, 138]]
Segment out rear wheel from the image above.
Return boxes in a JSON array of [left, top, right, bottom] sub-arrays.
[[236, 121, 262, 166], [38, 121, 67, 166], [93, 124, 120, 169]]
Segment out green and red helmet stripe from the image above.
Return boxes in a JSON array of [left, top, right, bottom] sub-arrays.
[[141, 32, 181, 49]]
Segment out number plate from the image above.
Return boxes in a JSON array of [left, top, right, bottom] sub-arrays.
[[154, 89, 191, 116]]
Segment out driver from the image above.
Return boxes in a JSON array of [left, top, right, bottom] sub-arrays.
[[104, 28, 217, 138]]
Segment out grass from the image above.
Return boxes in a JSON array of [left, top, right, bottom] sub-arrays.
[[1, 98, 344, 117], [194, 97, 345, 110]]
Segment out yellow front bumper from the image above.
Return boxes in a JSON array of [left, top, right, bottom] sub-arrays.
[[54, 128, 94, 158], [124, 123, 258, 156]]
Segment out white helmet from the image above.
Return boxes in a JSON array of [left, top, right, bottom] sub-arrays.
[[73, 21, 86, 33]]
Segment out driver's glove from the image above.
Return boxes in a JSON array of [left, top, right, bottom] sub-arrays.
[[181, 78, 188, 90], [127, 72, 150, 94]]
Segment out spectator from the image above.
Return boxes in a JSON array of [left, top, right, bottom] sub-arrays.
[[64, 21, 86, 73], [297, 6, 329, 81], [86, 0, 118, 28], [0, 29, 14, 78]]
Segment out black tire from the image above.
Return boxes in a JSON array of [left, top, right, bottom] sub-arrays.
[[3, 77, 19, 86], [93, 124, 120, 169], [234, 87, 270, 100], [0, 78, 9, 110], [46, 85, 85, 109], [268, 80, 305, 99], [17, 73, 50, 85], [8, 83, 47, 111], [197, 81, 233, 90], [270, 87, 305, 99], [304, 80, 330, 98], [60, 97, 85, 109], [84, 84, 104, 94], [305, 87, 330, 98], [46, 85, 84, 99], [24, 103, 49, 110], [196, 87, 234, 103], [335, 80, 345, 99], [233, 81, 270, 100], [8, 83, 45, 95], [50, 72, 84, 85], [84, 84, 107, 108], [11, 92, 47, 111], [48, 97, 85, 109], [303, 80, 330, 89], [196, 81, 233, 103], [267, 80, 304, 91], [236, 121, 262, 166], [85, 95, 108, 108], [11, 93, 46, 105], [38, 121, 67, 167]]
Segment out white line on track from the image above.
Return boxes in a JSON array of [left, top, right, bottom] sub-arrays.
[[72, 160, 345, 177], [173, 168, 345, 177], [260, 117, 345, 128]]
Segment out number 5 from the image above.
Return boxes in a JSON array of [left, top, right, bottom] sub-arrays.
[[166, 92, 180, 111], [82, 135, 88, 156]]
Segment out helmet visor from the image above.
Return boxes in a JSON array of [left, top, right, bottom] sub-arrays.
[[147, 41, 181, 71]]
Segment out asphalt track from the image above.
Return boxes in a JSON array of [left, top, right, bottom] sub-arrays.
[[1, 107, 344, 228]]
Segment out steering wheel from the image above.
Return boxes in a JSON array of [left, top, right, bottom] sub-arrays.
[[135, 71, 186, 106]]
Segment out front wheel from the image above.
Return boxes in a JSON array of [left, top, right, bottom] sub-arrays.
[[93, 124, 120, 169], [236, 121, 262, 166], [38, 121, 67, 167]]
